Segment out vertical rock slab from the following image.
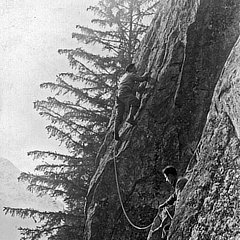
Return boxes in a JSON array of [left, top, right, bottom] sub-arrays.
[[84, 0, 240, 239], [169, 36, 240, 240]]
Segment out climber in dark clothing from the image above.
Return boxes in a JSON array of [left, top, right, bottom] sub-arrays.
[[147, 166, 188, 240], [114, 63, 149, 141]]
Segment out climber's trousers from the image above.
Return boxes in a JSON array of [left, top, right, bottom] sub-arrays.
[[147, 205, 175, 240], [115, 93, 140, 128]]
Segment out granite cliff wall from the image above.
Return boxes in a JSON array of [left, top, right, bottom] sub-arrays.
[[169, 35, 240, 240], [84, 0, 240, 239]]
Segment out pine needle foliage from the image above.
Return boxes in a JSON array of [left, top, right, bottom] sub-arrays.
[[3, 0, 159, 239]]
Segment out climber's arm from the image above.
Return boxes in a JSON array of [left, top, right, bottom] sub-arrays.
[[132, 72, 150, 83], [176, 177, 188, 192], [159, 193, 177, 209]]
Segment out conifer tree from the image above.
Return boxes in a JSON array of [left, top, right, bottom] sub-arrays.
[[4, 0, 159, 239]]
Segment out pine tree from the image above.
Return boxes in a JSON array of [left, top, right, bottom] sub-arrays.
[[3, 0, 159, 239]]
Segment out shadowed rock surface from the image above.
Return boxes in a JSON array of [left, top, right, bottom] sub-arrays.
[[84, 0, 240, 239], [169, 36, 240, 240]]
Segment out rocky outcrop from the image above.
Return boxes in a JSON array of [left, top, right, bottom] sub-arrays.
[[169, 35, 240, 240], [84, 0, 240, 239]]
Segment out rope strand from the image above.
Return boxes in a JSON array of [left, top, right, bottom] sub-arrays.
[[113, 141, 152, 230]]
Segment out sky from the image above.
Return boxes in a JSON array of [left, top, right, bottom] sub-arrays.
[[0, 0, 96, 172]]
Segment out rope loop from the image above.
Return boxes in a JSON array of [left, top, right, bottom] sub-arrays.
[[113, 140, 152, 230]]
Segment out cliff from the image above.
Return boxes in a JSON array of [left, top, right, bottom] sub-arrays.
[[84, 0, 240, 239], [169, 34, 240, 240]]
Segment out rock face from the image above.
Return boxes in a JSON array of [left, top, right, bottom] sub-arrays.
[[169, 36, 240, 240], [84, 0, 240, 239]]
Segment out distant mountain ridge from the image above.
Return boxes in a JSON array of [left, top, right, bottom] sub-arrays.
[[0, 157, 62, 240]]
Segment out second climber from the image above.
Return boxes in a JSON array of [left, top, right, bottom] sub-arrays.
[[114, 63, 150, 141]]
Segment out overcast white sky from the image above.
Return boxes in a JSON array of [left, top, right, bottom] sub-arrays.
[[0, 0, 96, 172]]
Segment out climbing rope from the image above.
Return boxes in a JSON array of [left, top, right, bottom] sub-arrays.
[[165, 207, 173, 220], [112, 114, 153, 230], [185, 138, 203, 174], [113, 140, 152, 230]]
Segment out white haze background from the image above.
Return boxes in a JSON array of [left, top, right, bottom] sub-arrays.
[[0, 1, 95, 239], [0, 0, 96, 172]]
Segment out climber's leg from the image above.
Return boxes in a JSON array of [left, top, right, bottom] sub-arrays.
[[161, 223, 170, 240], [147, 214, 163, 240], [114, 97, 125, 141], [126, 95, 140, 126], [161, 206, 174, 239], [147, 206, 167, 240]]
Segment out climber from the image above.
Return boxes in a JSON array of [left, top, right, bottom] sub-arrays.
[[114, 63, 150, 141], [147, 166, 188, 240]]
